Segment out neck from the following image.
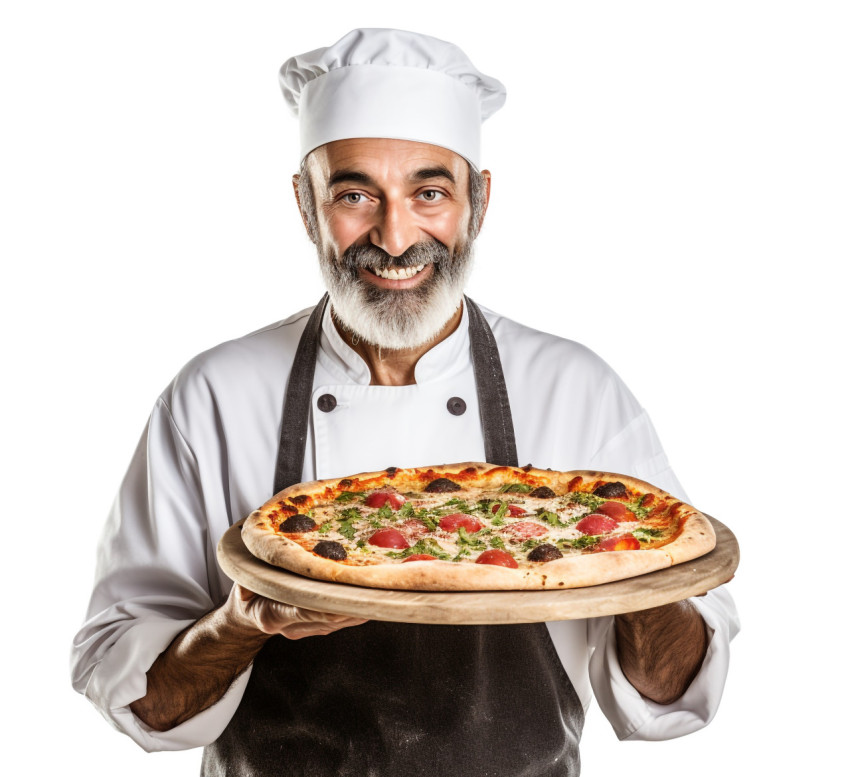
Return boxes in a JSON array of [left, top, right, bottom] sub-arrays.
[[332, 305, 464, 386]]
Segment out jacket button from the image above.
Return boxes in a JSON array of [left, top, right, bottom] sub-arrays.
[[447, 397, 467, 416], [317, 394, 337, 413]]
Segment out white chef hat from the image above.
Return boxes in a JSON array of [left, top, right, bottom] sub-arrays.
[[279, 28, 506, 169]]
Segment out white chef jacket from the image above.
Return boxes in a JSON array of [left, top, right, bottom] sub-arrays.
[[71, 300, 739, 752]]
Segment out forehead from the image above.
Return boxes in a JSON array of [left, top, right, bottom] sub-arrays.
[[308, 138, 469, 188]]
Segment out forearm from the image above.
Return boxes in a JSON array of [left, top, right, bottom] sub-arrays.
[[129, 604, 269, 731], [615, 600, 709, 705]]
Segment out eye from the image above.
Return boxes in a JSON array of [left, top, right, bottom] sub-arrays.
[[343, 192, 365, 205], [418, 189, 445, 202]]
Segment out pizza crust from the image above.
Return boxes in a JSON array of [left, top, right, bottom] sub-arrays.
[[241, 463, 715, 591]]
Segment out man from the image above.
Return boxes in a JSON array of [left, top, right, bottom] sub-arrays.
[[71, 29, 738, 775]]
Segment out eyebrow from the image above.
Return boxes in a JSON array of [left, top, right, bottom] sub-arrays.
[[327, 169, 375, 188], [326, 165, 457, 189], [409, 166, 456, 184]]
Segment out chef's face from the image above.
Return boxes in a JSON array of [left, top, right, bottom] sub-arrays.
[[295, 138, 490, 350]]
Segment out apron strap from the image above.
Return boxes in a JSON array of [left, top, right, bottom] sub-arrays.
[[465, 295, 519, 469], [273, 295, 518, 495], [273, 294, 330, 494]]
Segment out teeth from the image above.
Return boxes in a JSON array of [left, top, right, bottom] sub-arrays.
[[373, 264, 425, 280]]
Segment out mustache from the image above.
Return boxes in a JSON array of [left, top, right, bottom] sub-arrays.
[[340, 241, 451, 272]]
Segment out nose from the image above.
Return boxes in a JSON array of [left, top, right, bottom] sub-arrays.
[[369, 198, 419, 258]]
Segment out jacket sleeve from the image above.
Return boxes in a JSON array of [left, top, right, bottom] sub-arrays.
[[70, 397, 249, 751], [585, 398, 740, 740]]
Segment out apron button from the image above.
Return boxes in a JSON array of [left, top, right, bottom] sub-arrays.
[[317, 394, 337, 413], [447, 397, 467, 416]]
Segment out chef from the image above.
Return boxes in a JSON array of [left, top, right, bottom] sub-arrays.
[[71, 29, 738, 776]]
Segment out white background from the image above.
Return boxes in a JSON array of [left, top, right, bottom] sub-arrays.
[[2, 1, 847, 773]]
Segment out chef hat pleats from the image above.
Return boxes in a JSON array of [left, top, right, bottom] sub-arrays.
[[279, 28, 506, 169]]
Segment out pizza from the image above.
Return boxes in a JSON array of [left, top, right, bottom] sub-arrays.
[[241, 463, 715, 591]]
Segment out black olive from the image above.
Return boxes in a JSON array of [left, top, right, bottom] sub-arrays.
[[528, 544, 563, 562], [313, 540, 347, 560], [593, 481, 627, 499], [529, 486, 556, 499], [279, 514, 317, 533], [424, 477, 462, 493]]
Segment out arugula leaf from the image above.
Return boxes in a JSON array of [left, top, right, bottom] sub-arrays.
[[490, 502, 509, 526], [386, 538, 451, 560], [457, 527, 486, 550], [334, 491, 361, 503], [498, 483, 533, 494], [375, 504, 395, 522], [568, 492, 604, 512], [537, 508, 568, 528], [489, 535, 506, 550], [521, 538, 543, 551], [443, 497, 473, 513], [560, 535, 601, 550], [632, 527, 664, 543], [339, 507, 363, 521], [452, 547, 472, 562], [420, 515, 438, 532], [626, 501, 652, 520], [398, 501, 415, 518], [338, 520, 357, 541], [318, 522, 332, 534]]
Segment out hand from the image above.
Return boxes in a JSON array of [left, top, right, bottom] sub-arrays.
[[225, 584, 368, 640]]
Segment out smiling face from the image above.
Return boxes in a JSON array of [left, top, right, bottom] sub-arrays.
[[296, 138, 489, 350]]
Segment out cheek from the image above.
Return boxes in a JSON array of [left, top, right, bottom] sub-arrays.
[[425, 207, 470, 247], [321, 210, 368, 253]]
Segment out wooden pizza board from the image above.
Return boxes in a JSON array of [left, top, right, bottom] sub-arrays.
[[217, 516, 738, 625]]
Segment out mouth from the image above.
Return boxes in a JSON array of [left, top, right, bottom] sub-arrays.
[[370, 264, 426, 280], [360, 263, 433, 289]]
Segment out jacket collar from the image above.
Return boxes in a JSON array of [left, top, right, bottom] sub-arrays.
[[317, 299, 471, 386]]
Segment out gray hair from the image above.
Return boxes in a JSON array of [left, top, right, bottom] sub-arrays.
[[297, 156, 488, 246]]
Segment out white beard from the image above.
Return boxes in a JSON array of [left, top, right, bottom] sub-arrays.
[[318, 240, 475, 351]]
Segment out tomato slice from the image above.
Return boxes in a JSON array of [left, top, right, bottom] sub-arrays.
[[491, 503, 525, 517], [438, 513, 484, 533], [598, 534, 641, 552], [475, 549, 518, 568], [402, 554, 437, 562], [576, 514, 619, 535], [595, 501, 632, 522], [368, 528, 409, 549], [364, 491, 407, 510], [504, 521, 548, 540], [398, 519, 429, 541]]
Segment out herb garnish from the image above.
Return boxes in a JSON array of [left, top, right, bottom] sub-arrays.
[[498, 483, 533, 494]]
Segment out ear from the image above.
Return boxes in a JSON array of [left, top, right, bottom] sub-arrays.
[[475, 169, 492, 237], [292, 174, 318, 244]]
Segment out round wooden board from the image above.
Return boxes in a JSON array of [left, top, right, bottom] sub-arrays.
[[217, 516, 739, 624]]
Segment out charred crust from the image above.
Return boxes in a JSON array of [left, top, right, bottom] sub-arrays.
[[289, 494, 309, 505], [280, 514, 317, 533], [528, 544, 563, 563], [593, 481, 628, 499], [522, 463, 534, 471], [313, 540, 347, 560], [424, 477, 462, 493], [385, 466, 398, 478], [339, 479, 353, 488], [529, 486, 556, 499]]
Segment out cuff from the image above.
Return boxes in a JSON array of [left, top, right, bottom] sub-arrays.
[[588, 587, 740, 741], [85, 618, 251, 752]]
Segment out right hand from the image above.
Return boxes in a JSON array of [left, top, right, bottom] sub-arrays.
[[224, 584, 368, 640]]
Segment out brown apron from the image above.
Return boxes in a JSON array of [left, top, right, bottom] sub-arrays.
[[202, 297, 584, 776]]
